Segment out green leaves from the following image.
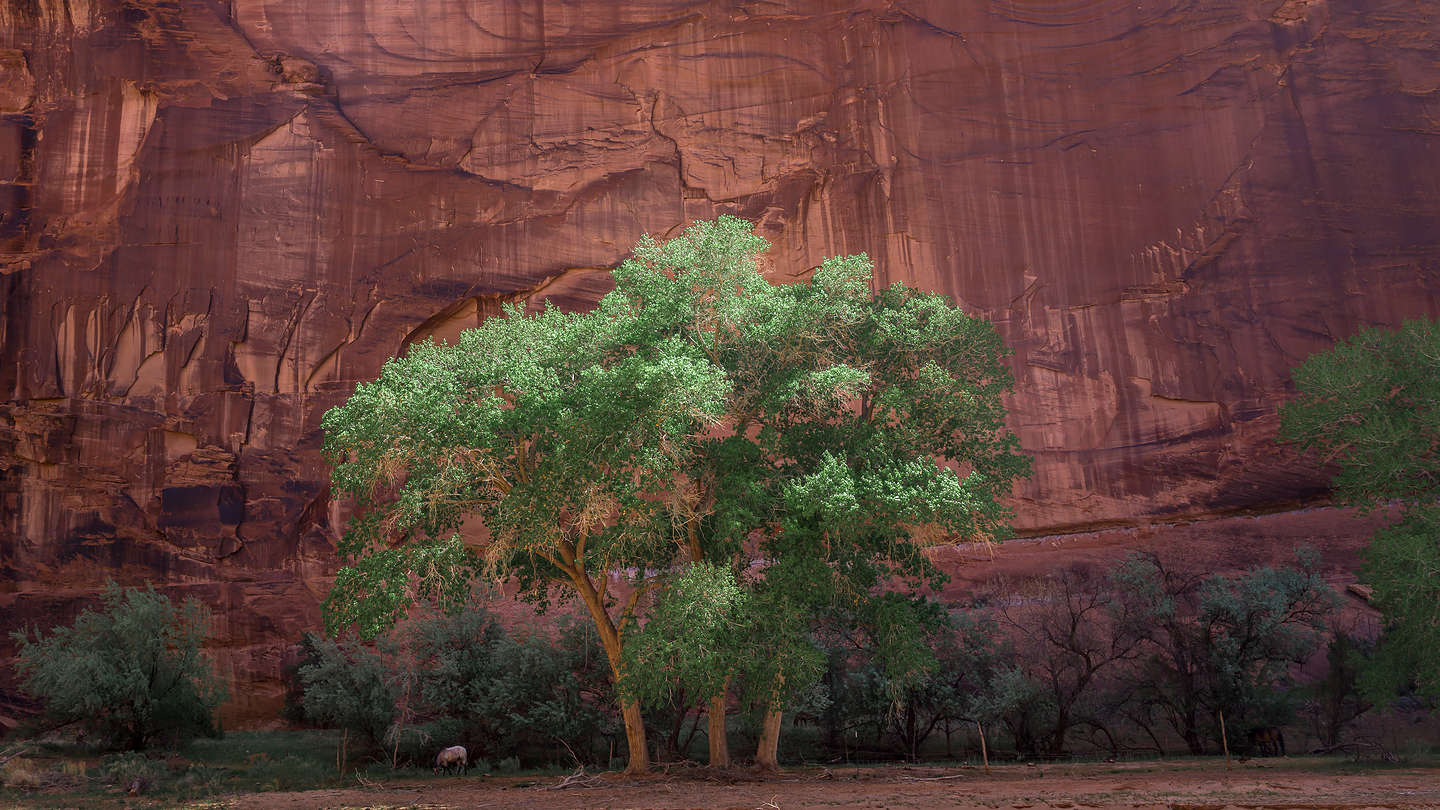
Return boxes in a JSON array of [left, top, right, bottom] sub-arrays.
[[321, 277, 734, 637], [321, 216, 1030, 763], [1280, 317, 1440, 700], [12, 582, 225, 750], [1359, 505, 1440, 698], [323, 535, 477, 638], [1280, 318, 1440, 506], [620, 563, 747, 707], [296, 633, 397, 748]]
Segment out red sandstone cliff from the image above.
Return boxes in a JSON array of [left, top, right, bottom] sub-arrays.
[[1, 0, 1437, 723]]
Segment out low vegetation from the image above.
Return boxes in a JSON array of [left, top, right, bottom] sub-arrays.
[[2, 545, 1431, 805], [0, 730, 444, 803], [272, 548, 1400, 772], [290, 606, 617, 770], [10, 582, 225, 751]]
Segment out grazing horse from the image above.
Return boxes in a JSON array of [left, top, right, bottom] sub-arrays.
[[1247, 726, 1286, 757], [433, 745, 468, 775]]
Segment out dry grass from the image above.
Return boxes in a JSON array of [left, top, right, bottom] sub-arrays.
[[0, 757, 86, 790]]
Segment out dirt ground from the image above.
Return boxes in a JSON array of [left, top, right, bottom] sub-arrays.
[[204, 758, 1440, 810]]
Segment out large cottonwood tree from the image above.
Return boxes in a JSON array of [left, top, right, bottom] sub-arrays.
[[321, 217, 1027, 772]]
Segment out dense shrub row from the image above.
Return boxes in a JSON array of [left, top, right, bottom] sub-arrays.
[[6, 550, 1408, 769], [284, 548, 1393, 767], [810, 549, 1351, 761]]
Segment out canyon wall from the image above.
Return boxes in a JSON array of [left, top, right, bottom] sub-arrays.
[[2, 0, 1438, 723]]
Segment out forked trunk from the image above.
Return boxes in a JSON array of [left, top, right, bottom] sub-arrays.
[[708, 692, 730, 767], [570, 571, 650, 774], [754, 700, 783, 771]]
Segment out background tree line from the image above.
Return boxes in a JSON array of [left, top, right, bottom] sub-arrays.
[[283, 547, 1392, 768]]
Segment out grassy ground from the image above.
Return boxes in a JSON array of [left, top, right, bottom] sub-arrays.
[[1, 730, 1434, 809], [0, 729, 470, 807]]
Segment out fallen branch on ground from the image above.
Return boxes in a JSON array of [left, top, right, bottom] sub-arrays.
[[545, 766, 605, 790]]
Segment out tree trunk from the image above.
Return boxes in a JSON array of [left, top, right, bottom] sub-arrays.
[[905, 703, 918, 761], [755, 701, 783, 772], [977, 721, 990, 775], [708, 692, 730, 768], [1048, 709, 1070, 756], [1218, 709, 1231, 770], [666, 691, 688, 759], [569, 569, 650, 774], [1181, 707, 1204, 755], [620, 697, 650, 774]]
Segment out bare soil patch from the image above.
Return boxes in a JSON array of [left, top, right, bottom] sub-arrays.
[[204, 758, 1440, 810]]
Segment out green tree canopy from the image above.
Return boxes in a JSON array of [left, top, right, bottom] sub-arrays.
[[1279, 317, 1440, 699], [1279, 319, 1440, 506], [613, 220, 1028, 766], [12, 582, 226, 750], [321, 216, 1028, 772]]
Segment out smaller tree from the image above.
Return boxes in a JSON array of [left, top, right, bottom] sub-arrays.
[[623, 562, 828, 767], [803, 596, 943, 762], [1199, 551, 1338, 741], [996, 567, 1145, 755], [1303, 627, 1373, 749], [294, 607, 621, 768], [620, 562, 747, 764], [975, 666, 1053, 758], [408, 610, 618, 766], [927, 611, 1024, 759], [295, 634, 398, 752], [1109, 550, 1336, 753], [837, 601, 1017, 761], [12, 582, 225, 750], [807, 599, 1018, 762]]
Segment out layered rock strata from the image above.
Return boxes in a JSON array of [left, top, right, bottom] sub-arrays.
[[2, 0, 1438, 722]]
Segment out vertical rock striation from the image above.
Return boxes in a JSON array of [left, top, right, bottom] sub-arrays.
[[2, 0, 1438, 721]]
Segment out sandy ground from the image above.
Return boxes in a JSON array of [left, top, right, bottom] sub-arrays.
[[202, 758, 1440, 810]]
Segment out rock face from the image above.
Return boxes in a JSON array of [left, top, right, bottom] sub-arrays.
[[2, 0, 1438, 723]]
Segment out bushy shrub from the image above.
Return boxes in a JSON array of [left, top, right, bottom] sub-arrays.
[[12, 582, 225, 750], [292, 606, 620, 768], [294, 634, 396, 751], [405, 611, 618, 765]]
